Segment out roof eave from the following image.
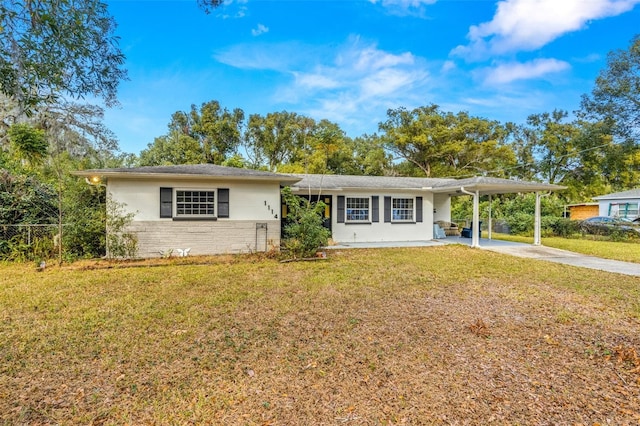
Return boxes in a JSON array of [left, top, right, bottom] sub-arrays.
[[71, 170, 301, 184]]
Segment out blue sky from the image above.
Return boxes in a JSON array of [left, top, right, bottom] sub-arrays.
[[104, 0, 640, 155]]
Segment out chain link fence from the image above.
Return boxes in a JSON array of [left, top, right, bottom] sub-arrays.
[[0, 224, 61, 261]]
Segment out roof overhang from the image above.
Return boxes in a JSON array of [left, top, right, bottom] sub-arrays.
[[71, 169, 301, 186]]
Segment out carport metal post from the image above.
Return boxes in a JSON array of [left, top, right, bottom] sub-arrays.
[[488, 194, 492, 240], [472, 189, 480, 247], [460, 186, 480, 248], [534, 191, 541, 246], [534, 191, 552, 246]]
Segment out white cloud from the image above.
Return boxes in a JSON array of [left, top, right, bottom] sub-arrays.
[[217, 37, 431, 131], [340, 46, 415, 72], [214, 42, 317, 71], [452, 0, 640, 60], [251, 24, 269, 37], [293, 72, 340, 90], [369, 0, 437, 16], [481, 58, 570, 85], [574, 53, 602, 63], [441, 60, 456, 73], [216, 0, 248, 19]]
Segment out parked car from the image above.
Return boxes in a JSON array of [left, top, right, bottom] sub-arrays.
[[580, 216, 640, 236]]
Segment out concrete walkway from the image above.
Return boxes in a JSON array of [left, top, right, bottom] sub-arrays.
[[328, 237, 640, 277]]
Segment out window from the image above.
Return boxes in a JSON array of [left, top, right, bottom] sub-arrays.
[[620, 203, 638, 218], [176, 190, 215, 217], [346, 197, 369, 222], [160, 187, 229, 220], [392, 198, 414, 222]]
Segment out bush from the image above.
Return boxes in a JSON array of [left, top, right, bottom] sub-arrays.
[[504, 212, 534, 235], [105, 195, 138, 259], [544, 217, 581, 237], [281, 187, 330, 259]]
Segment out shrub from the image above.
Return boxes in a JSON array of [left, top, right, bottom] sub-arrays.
[[281, 187, 330, 259], [504, 212, 534, 235], [545, 217, 581, 237], [105, 195, 138, 259]]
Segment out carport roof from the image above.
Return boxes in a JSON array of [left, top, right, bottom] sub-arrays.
[[431, 176, 566, 195]]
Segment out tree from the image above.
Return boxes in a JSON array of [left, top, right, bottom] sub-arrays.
[[244, 111, 313, 171], [523, 110, 583, 185], [7, 123, 47, 167], [189, 101, 245, 164], [378, 105, 444, 177], [445, 112, 514, 178], [138, 133, 205, 166], [304, 119, 349, 174], [379, 105, 514, 177], [138, 102, 245, 166], [197, 0, 225, 14], [580, 34, 640, 142], [0, 0, 127, 113], [0, 169, 57, 225], [349, 134, 392, 176]]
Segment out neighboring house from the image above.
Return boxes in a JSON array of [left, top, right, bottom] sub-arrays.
[[73, 165, 564, 257], [593, 189, 640, 220], [564, 203, 599, 220]]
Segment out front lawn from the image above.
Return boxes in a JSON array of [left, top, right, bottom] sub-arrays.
[[1, 247, 640, 424]]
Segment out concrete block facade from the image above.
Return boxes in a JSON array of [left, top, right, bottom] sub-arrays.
[[128, 220, 281, 258]]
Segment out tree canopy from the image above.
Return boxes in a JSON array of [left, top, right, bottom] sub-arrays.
[[581, 34, 640, 142], [378, 105, 515, 178], [0, 0, 127, 113]]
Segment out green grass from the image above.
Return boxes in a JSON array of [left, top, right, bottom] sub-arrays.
[[489, 232, 640, 263], [1, 247, 640, 424]]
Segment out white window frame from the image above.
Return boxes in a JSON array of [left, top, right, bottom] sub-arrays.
[[617, 203, 638, 218], [175, 189, 216, 218], [346, 197, 370, 223], [392, 197, 414, 222]]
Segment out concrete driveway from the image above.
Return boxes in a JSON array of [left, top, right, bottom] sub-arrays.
[[329, 237, 640, 277], [446, 237, 640, 277]]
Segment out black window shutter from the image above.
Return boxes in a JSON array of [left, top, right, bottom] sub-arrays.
[[218, 188, 230, 218], [384, 196, 391, 223], [416, 196, 423, 222], [371, 196, 379, 222], [160, 187, 173, 218], [337, 196, 345, 223]]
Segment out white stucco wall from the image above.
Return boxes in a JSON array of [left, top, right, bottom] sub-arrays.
[[433, 193, 452, 223], [328, 190, 434, 243], [107, 178, 282, 222]]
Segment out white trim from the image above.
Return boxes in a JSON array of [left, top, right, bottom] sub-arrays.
[[391, 197, 415, 223], [345, 196, 371, 223]]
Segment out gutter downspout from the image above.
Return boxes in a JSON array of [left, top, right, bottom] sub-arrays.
[[460, 187, 480, 248]]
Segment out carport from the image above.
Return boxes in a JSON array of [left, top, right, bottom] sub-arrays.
[[432, 176, 566, 248]]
